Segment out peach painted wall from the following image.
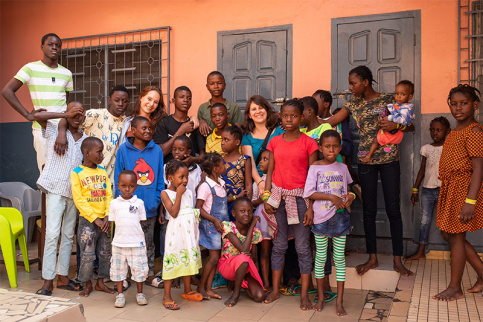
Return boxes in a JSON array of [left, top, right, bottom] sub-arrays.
[[0, 0, 457, 123]]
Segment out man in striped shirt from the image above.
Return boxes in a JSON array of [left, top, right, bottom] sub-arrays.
[[2, 33, 73, 172]]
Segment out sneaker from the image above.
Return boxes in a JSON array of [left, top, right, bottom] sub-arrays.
[[211, 273, 228, 289], [136, 293, 148, 306], [114, 293, 125, 308]]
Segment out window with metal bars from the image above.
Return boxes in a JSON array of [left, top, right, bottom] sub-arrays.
[[458, 1, 483, 118], [59, 27, 170, 114]]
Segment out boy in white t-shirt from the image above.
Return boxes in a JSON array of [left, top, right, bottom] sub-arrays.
[[109, 170, 149, 308]]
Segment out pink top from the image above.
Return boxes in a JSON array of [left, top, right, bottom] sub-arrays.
[[196, 176, 227, 213], [267, 133, 319, 190]]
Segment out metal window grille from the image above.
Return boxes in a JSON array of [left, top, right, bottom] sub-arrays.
[[458, 1, 483, 118], [60, 27, 170, 114]]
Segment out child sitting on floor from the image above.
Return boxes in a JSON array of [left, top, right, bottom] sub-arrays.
[[161, 160, 203, 310], [218, 197, 266, 307], [110, 170, 149, 308]]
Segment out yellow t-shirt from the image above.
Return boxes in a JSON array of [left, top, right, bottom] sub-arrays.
[[71, 165, 113, 222]]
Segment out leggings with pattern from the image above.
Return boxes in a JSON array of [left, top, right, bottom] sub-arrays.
[[314, 235, 347, 281]]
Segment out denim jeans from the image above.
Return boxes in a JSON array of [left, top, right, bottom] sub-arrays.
[[419, 187, 440, 244], [358, 161, 403, 256], [77, 217, 111, 282], [272, 198, 312, 274], [141, 216, 156, 276], [42, 193, 78, 280]]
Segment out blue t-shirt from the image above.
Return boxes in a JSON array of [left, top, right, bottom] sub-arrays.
[[241, 125, 284, 176]]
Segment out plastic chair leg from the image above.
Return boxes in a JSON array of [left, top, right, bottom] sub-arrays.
[[18, 232, 30, 273], [1, 237, 18, 288]]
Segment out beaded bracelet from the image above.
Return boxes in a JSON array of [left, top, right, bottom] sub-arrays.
[[348, 192, 356, 199], [262, 195, 270, 201], [412, 188, 419, 193]]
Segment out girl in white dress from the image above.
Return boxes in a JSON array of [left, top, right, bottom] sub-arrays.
[[160, 160, 202, 310]]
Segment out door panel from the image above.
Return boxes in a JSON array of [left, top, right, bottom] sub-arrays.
[[333, 15, 417, 239], [219, 29, 288, 110]]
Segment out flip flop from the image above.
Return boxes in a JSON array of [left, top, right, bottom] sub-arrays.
[[314, 291, 338, 303], [181, 291, 203, 301], [279, 287, 291, 296], [163, 301, 180, 310], [308, 288, 318, 294], [57, 279, 83, 291], [288, 285, 302, 296], [36, 289, 52, 296]]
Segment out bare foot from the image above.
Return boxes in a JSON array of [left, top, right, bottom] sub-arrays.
[[405, 252, 426, 261], [197, 287, 210, 300], [393, 261, 413, 276], [336, 301, 347, 316], [206, 289, 222, 300], [467, 276, 483, 293], [224, 293, 239, 307], [356, 257, 378, 275], [79, 285, 93, 297], [433, 286, 464, 301], [172, 278, 181, 289], [300, 296, 313, 311], [313, 298, 324, 311], [95, 283, 115, 294], [263, 290, 280, 304]]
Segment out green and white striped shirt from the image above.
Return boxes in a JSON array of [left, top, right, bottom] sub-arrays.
[[15, 61, 73, 128]]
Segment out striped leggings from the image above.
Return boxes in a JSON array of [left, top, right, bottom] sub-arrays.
[[314, 235, 347, 281]]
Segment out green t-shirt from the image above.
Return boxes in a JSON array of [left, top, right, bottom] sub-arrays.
[[197, 98, 243, 130], [301, 123, 342, 162]]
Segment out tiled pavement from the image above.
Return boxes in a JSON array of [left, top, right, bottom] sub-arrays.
[[1, 243, 483, 321]]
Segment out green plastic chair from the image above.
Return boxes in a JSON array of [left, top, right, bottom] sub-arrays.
[[0, 207, 30, 288]]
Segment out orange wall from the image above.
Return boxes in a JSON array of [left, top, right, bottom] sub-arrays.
[[0, 0, 457, 123]]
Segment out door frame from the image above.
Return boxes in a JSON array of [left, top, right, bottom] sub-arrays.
[[331, 10, 421, 117], [331, 10, 422, 243], [217, 24, 293, 102]]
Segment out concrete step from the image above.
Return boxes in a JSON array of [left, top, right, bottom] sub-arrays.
[[327, 253, 400, 292]]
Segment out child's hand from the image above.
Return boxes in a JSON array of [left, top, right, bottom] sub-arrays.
[[257, 181, 266, 196], [94, 218, 104, 229], [411, 192, 418, 204], [176, 121, 195, 136], [180, 154, 195, 166], [158, 212, 165, 225], [264, 200, 276, 214], [176, 183, 187, 196], [198, 119, 212, 136], [54, 133, 68, 156], [101, 217, 110, 233], [189, 115, 200, 129], [214, 218, 224, 233], [65, 106, 85, 118], [237, 190, 248, 198], [331, 195, 345, 209], [303, 207, 314, 226], [459, 203, 475, 224], [251, 216, 260, 227], [342, 193, 355, 208]]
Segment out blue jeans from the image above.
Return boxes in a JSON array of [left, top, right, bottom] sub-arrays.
[[419, 187, 439, 244]]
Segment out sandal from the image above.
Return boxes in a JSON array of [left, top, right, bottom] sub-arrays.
[[36, 289, 52, 296], [181, 291, 203, 301], [288, 285, 302, 296], [145, 276, 164, 288], [279, 287, 292, 296], [57, 279, 83, 292], [314, 291, 338, 303], [163, 301, 180, 310]]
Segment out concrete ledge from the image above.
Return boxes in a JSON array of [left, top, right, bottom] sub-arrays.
[[328, 253, 400, 292], [0, 288, 85, 321]]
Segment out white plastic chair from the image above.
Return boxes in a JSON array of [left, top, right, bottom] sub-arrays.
[[0, 182, 41, 243]]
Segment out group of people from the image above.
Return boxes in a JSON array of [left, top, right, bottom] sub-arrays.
[[2, 33, 483, 316]]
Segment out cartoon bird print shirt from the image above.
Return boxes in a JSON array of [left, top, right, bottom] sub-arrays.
[[114, 139, 164, 218], [303, 162, 353, 224], [71, 165, 113, 223]]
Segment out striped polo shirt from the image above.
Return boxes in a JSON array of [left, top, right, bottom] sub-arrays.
[[15, 61, 73, 129]]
